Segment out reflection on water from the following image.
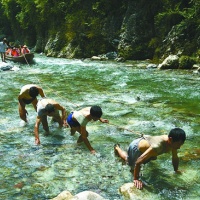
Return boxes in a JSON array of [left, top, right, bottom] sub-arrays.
[[0, 54, 200, 199]]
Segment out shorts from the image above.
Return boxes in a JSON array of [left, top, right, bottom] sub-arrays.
[[22, 97, 35, 104], [127, 137, 143, 167], [67, 112, 80, 128]]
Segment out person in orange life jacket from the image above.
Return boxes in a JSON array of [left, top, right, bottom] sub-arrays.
[[21, 45, 30, 54], [11, 47, 20, 57], [6, 47, 12, 56], [114, 128, 186, 190]]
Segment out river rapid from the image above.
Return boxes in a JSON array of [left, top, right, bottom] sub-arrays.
[[0, 54, 200, 200]]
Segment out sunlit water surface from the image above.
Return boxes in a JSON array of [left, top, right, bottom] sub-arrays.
[[0, 54, 200, 200]]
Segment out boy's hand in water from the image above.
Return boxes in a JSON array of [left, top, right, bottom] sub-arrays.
[[63, 121, 69, 128], [134, 179, 143, 190], [100, 118, 109, 123]]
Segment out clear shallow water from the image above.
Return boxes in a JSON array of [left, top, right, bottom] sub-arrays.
[[0, 54, 200, 200]]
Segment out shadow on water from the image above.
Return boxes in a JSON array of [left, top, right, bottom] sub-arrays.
[[0, 54, 200, 199]]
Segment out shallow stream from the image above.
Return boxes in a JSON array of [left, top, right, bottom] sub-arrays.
[[0, 54, 200, 199]]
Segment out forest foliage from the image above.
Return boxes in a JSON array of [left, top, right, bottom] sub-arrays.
[[0, 0, 199, 60]]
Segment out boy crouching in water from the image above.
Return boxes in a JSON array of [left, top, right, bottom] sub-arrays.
[[114, 128, 186, 189]]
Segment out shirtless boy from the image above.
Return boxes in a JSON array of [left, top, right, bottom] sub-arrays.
[[34, 98, 68, 145], [18, 84, 46, 122], [114, 128, 186, 189]]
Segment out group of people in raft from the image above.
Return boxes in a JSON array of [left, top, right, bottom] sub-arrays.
[[6, 44, 30, 57], [0, 37, 30, 59], [18, 84, 186, 190]]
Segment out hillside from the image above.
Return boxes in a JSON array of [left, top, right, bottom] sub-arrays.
[[0, 0, 199, 62]]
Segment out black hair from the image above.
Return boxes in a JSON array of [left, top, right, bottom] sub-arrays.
[[29, 87, 39, 98], [45, 104, 55, 113], [90, 105, 102, 118], [168, 128, 186, 143]]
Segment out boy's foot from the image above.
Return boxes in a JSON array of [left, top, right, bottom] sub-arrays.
[[77, 136, 83, 144], [70, 130, 76, 136], [114, 143, 120, 156]]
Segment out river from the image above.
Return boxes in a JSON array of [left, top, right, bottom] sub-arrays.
[[0, 54, 200, 200]]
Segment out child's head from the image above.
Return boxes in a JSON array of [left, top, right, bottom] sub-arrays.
[[168, 128, 186, 143], [45, 104, 55, 114], [90, 106, 102, 120], [168, 128, 186, 149], [29, 87, 39, 98]]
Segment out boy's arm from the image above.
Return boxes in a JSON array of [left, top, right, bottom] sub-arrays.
[[172, 149, 179, 172], [99, 118, 109, 123], [80, 126, 95, 154], [54, 104, 68, 127], [18, 94, 27, 111], [34, 116, 41, 145], [38, 87, 46, 98], [134, 147, 157, 189]]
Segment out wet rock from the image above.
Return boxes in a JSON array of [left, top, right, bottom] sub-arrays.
[[146, 64, 157, 69], [0, 62, 14, 71], [105, 52, 117, 60], [91, 56, 101, 60], [90, 56, 107, 61], [192, 64, 200, 70], [50, 190, 73, 200], [158, 55, 179, 70], [119, 183, 157, 200], [74, 191, 105, 200], [115, 57, 125, 62], [51, 190, 105, 200], [192, 65, 200, 74]]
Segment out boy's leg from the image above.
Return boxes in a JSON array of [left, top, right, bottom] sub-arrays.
[[77, 131, 88, 144], [114, 144, 128, 161], [18, 102, 27, 122], [31, 98, 38, 111], [3, 52, 6, 62], [52, 110, 63, 127], [41, 115, 49, 133]]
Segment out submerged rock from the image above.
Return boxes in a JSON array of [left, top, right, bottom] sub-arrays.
[[0, 62, 13, 71], [0, 62, 19, 71]]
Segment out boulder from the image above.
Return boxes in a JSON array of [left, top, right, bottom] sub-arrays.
[[74, 191, 106, 200], [0, 62, 14, 71], [146, 64, 157, 69], [119, 183, 159, 200], [91, 56, 102, 61], [158, 55, 179, 69], [105, 52, 117, 59], [50, 190, 74, 200], [50, 190, 106, 200]]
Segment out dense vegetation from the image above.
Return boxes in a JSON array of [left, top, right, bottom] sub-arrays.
[[0, 0, 199, 61]]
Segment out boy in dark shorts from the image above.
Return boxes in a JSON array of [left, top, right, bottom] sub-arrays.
[[67, 106, 109, 154], [18, 84, 46, 122], [114, 128, 186, 190]]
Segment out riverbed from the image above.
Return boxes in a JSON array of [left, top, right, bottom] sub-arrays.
[[0, 54, 200, 199]]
